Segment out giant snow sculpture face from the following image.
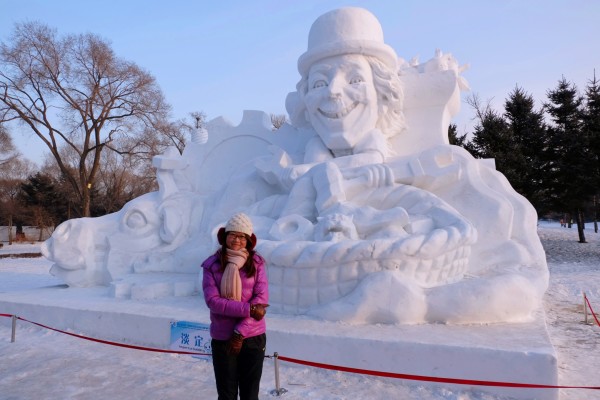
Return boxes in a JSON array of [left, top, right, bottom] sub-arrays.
[[303, 54, 379, 152]]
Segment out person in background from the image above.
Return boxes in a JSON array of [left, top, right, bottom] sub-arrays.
[[202, 212, 269, 400]]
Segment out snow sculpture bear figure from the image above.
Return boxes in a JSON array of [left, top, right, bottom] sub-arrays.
[[42, 7, 548, 324]]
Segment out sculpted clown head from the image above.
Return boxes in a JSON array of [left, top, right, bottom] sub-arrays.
[[303, 54, 379, 151], [287, 7, 405, 150]]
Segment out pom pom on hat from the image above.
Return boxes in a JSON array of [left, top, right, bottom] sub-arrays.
[[225, 212, 253, 237]]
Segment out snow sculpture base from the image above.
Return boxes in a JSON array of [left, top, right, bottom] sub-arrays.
[[0, 285, 557, 400], [269, 312, 558, 400]]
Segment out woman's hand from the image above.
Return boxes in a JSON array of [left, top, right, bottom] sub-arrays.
[[226, 331, 244, 356], [250, 303, 269, 321]]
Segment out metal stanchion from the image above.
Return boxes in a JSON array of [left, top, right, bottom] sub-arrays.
[[583, 293, 592, 325], [11, 315, 17, 342], [269, 352, 288, 396]]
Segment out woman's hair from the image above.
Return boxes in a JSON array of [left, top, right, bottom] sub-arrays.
[[219, 234, 257, 277], [291, 55, 405, 138]]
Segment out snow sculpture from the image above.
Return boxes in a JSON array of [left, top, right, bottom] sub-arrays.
[[42, 7, 548, 324]]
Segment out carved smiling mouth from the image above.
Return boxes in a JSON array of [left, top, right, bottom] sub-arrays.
[[318, 101, 358, 119]]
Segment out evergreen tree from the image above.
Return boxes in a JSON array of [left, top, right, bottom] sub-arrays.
[[468, 107, 523, 183], [448, 123, 477, 155], [544, 77, 592, 242], [448, 123, 466, 146], [583, 72, 600, 232], [503, 86, 549, 213]]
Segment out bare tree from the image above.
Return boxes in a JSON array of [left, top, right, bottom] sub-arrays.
[[270, 113, 288, 130], [94, 148, 156, 214], [116, 111, 205, 169], [0, 123, 19, 167], [0, 124, 27, 244], [0, 22, 171, 216], [466, 93, 494, 122], [0, 157, 33, 244], [114, 111, 205, 194]]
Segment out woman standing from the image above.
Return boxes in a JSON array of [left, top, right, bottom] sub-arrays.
[[202, 212, 269, 400]]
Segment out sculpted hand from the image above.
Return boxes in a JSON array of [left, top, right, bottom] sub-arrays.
[[250, 304, 269, 321], [226, 331, 244, 356], [341, 164, 394, 193]]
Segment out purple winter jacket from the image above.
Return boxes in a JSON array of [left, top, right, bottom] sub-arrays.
[[202, 250, 268, 340]]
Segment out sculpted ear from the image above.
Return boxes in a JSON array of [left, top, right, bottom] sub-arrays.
[[160, 205, 182, 243]]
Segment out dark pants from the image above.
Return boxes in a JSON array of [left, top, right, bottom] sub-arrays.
[[211, 333, 266, 400]]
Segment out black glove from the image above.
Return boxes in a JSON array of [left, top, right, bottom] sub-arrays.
[[250, 304, 269, 321], [226, 331, 244, 356]]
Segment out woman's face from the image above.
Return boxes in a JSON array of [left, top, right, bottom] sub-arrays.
[[225, 231, 247, 251], [303, 54, 379, 151]]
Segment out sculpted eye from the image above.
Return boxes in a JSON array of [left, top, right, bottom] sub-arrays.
[[126, 210, 147, 229], [119, 201, 160, 237], [349, 76, 364, 84], [313, 80, 327, 89]]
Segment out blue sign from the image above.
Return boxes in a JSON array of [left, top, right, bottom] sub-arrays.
[[170, 320, 212, 360]]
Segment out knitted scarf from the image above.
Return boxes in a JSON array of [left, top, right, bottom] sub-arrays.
[[220, 248, 249, 301]]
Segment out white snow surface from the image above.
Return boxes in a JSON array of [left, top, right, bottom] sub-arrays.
[[1, 221, 599, 400]]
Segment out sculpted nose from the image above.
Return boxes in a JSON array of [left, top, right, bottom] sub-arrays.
[[327, 77, 344, 98]]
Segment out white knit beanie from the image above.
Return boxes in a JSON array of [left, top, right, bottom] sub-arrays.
[[225, 213, 253, 237]]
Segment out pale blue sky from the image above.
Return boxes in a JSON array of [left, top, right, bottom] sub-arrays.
[[2, 0, 599, 165]]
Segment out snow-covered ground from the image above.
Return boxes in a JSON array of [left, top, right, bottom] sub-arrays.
[[0, 221, 599, 400]]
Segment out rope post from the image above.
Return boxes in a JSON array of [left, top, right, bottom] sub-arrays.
[[11, 315, 17, 343], [269, 352, 288, 396], [584, 292, 590, 325]]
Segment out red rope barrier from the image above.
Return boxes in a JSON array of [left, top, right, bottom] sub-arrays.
[[6, 314, 211, 356], [585, 294, 600, 327], [277, 355, 600, 390], [3, 312, 600, 390]]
